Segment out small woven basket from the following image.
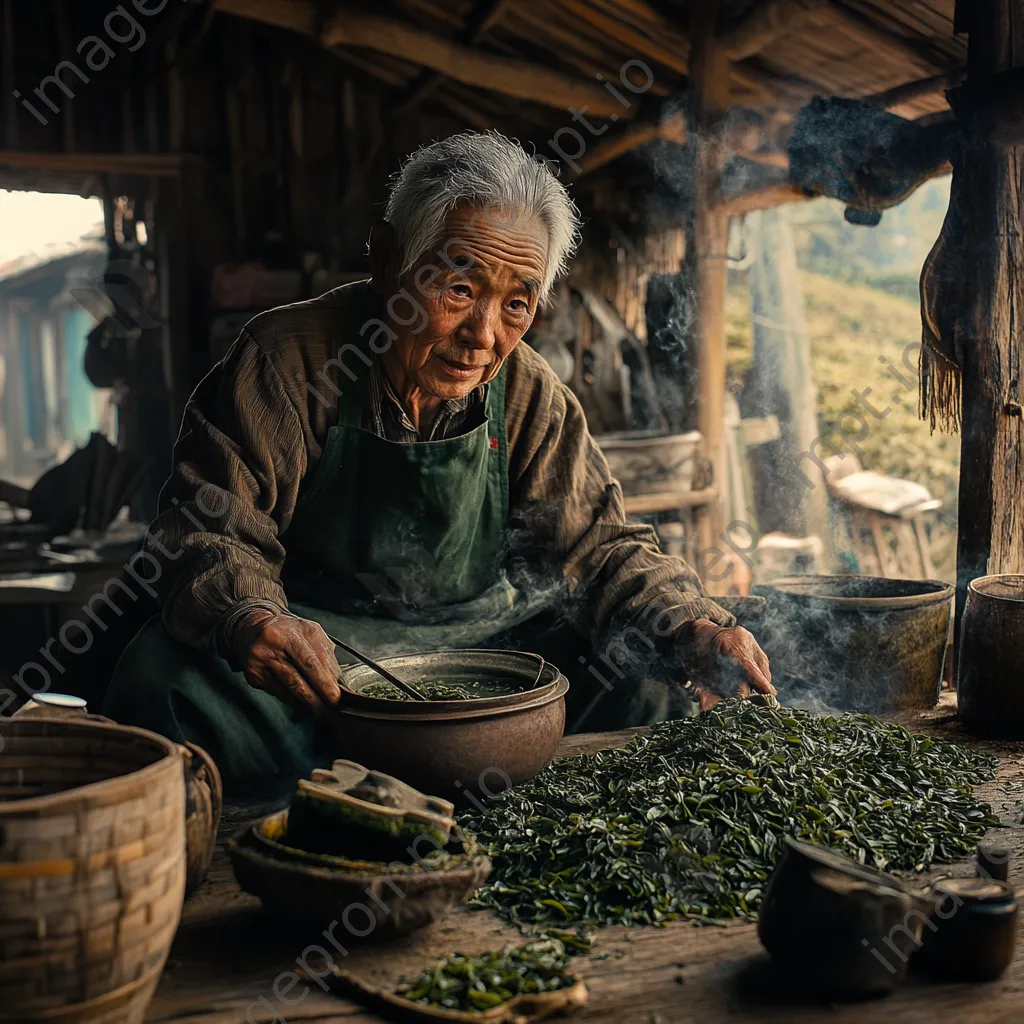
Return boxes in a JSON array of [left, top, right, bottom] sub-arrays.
[[0, 717, 186, 1024]]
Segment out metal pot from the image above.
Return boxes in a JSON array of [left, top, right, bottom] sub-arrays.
[[336, 650, 568, 804], [958, 574, 1024, 735], [752, 575, 954, 711]]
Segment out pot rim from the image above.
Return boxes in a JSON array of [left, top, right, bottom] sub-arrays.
[[765, 574, 955, 612], [968, 574, 1024, 603], [337, 675, 569, 723], [0, 717, 182, 817], [339, 649, 561, 712]]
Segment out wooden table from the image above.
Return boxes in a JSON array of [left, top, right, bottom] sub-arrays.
[[148, 706, 1024, 1024]]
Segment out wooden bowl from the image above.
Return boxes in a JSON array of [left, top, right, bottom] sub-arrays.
[[227, 810, 491, 938], [0, 717, 186, 1024]]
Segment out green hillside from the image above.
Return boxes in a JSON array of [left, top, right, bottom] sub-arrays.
[[726, 271, 959, 580]]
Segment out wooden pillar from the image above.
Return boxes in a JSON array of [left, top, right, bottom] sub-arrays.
[[690, 1, 732, 593], [953, 0, 1024, 630]]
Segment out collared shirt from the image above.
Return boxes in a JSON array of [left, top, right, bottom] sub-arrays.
[[146, 281, 733, 658], [367, 357, 484, 442]]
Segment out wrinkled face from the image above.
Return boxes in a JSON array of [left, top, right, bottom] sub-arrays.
[[372, 206, 549, 400]]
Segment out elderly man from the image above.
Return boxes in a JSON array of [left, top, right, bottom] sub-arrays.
[[103, 132, 773, 796]]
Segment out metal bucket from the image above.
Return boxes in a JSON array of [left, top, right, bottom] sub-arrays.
[[958, 574, 1024, 735], [752, 574, 954, 711]]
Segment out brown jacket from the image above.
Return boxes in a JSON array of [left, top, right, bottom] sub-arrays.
[[147, 282, 732, 658]]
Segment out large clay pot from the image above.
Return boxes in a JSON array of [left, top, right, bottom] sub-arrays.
[[0, 717, 186, 1024], [958, 574, 1024, 735]]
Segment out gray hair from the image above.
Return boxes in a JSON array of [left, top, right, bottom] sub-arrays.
[[383, 131, 582, 301]]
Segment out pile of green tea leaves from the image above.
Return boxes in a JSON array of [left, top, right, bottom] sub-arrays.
[[463, 700, 999, 927], [362, 680, 470, 701], [396, 931, 590, 1013]]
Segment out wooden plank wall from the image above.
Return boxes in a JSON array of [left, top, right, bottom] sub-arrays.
[[0, 0, 697, 459]]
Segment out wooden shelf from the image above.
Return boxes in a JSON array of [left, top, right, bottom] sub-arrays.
[[622, 487, 717, 515]]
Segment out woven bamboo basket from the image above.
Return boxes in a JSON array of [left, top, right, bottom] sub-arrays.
[[0, 717, 186, 1024]]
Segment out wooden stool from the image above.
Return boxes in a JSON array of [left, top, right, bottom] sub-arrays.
[[826, 468, 941, 580]]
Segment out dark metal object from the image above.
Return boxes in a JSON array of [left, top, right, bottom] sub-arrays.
[[324, 631, 428, 701], [758, 838, 925, 1000], [958, 574, 1024, 735], [916, 878, 1018, 982], [327, 634, 546, 701], [844, 206, 883, 226], [336, 650, 569, 803], [753, 575, 954, 711], [977, 841, 1011, 882]]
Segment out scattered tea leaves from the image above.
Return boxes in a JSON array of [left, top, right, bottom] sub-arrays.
[[463, 700, 998, 927], [396, 932, 590, 1013]]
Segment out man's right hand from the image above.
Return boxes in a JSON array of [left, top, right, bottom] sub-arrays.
[[236, 612, 342, 716]]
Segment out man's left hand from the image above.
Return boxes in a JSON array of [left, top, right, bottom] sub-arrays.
[[683, 619, 776, 711]]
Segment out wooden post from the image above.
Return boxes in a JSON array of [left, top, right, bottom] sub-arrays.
[[953, 0, 1024, 632], [690, 2, 732, 593]]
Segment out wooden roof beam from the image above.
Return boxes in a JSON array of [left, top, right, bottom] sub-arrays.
[[395, 0, 515, 115], [553, 0, 690, 75], [321, 13, 626, 118], [714, 180, 810, 216], [210, 0, 626, 118], [0, 150, 185, 177], [571, 110, 687, 178], [719, 0, 831, 61], [212, 0, 313, 35], [864, 71, 964, 110]]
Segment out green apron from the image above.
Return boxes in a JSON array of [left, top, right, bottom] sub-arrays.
[[279, 357, 539, 651], [103, 356, 546, 795]]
